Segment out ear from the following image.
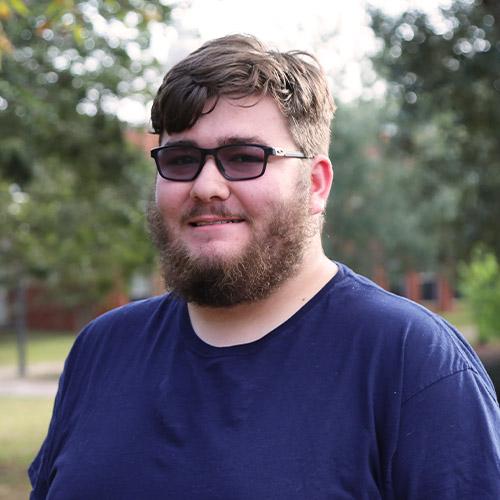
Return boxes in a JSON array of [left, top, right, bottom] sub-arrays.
[[309, 154, 333, 215]]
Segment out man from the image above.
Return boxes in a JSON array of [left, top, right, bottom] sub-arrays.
[[30, 34, 500, 499]]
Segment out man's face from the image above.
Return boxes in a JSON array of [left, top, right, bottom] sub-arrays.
[[149, 96, 316, 307]]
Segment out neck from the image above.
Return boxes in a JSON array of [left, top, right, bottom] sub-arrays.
[[187, 241, 337, 347]]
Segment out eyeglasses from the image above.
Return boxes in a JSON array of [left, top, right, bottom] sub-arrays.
[[150, 143, 313, 181]]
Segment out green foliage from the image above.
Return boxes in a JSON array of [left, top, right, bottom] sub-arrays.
[[369, 0, 500, 263], [0, 1, 170, 310], [324, 99, 444, 281], [459, 247, 500, 343], [0, 0, 169, 65]]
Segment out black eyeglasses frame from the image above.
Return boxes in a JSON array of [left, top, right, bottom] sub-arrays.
[[150, 143, 314, 182]]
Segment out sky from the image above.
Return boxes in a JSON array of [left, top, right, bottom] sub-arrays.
[[119, 0, 452, 123]]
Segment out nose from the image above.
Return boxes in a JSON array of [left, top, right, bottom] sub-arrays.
[[189, 155, 230, 203]]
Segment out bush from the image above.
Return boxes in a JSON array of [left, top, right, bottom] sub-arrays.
[[459, 248, 500, 343]]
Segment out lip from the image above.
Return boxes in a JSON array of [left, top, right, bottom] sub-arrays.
[[188, 217, 246, 228]]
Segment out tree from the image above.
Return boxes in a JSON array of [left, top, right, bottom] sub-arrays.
[[369, 0, 500, 263], [323, 99, 445, 285], [459, 246, 500, 342], [0, 1, 172, 324]]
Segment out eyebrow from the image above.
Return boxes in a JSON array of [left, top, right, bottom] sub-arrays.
[[161, 136, 270, 148], [220, 136, 269, 146]]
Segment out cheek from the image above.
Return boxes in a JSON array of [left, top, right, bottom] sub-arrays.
[[237, 188, 275, 220], [155, 180, 187, 218]]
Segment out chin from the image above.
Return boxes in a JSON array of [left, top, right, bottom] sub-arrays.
[[189, 242, 247, 262]]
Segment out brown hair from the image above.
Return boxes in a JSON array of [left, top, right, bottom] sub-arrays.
[[151, 34, 336, 156]]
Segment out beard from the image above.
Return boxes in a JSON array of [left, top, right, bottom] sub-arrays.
[[147, 178, 316, 308]]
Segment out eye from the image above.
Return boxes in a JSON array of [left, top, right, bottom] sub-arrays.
[[231, 153, 262, 163], [222, 146, 264, 165], [166, 153, 198, 166], [160, 148, 200, 168]]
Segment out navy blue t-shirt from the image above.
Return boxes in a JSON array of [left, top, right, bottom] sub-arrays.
[[29, 263, 500, 499]]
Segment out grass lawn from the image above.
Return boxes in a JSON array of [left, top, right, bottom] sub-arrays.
[[0, 329, 76, 367], [0, 398, 54, 500], [0, 329, 74, 499]]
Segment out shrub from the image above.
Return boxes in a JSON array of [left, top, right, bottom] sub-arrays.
[[459, 247, 500, 343]]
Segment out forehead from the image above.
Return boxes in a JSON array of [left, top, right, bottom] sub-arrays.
[[160, 95, 295, 148]]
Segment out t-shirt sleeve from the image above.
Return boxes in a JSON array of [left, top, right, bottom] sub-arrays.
[[28, 382, 63, 499], [392, 367, 500, 499], [29, 437, 50, 499], [28, 330, 83, 499], [28, 359, 76, 500]]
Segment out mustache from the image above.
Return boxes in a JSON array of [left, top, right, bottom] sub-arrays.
[[180, 204, 253, 224]]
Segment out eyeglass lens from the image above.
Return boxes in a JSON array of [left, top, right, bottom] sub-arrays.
[[155, 145, 267, 180]]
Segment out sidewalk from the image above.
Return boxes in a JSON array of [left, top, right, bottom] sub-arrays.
[[0, 361, 63, 398]]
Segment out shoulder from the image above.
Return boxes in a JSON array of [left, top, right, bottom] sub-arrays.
[[323, 263, 451, 344], [88, 294, 173, 327], [76, 294, 181, 343], [53, 294, 187, 409], [61, 294, 186, 376], [329, 263, 440, 328], [326, 263, 497, 402]]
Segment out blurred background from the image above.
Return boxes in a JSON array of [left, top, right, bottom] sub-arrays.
[[1, 0, 499, 497]]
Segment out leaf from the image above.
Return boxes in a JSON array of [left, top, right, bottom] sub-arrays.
[[0, 26, 13, 69], [72, 23, 85, 44], [6, 0, 28, 17], [0, 2, 10, 19]]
